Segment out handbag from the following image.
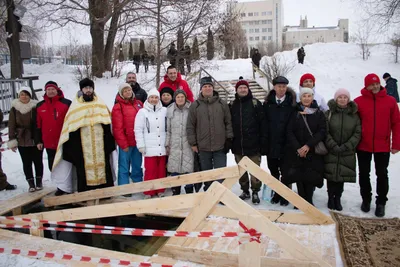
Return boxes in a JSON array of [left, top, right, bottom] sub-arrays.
[[301, 115, 328, 156]]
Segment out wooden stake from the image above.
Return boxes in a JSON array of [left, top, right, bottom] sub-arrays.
[[239, 241, 261, 267]]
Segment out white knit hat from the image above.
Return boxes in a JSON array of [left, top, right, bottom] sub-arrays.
[[118, 83, 132, 98], [17, 86, 32, 98], [147, 89, 160, 99], [299, 87, 314, 98]]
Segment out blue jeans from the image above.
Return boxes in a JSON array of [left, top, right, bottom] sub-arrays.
[[118, 146, 143, 185]]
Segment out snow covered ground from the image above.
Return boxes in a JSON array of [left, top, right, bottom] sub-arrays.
[[0, 42, 399, 266]]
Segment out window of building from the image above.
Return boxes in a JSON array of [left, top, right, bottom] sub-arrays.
[[249, 29, 254, 33], [241, 13, 246, 17], [267, 20, 272, 24], [261, 11, 267, 16], [255, 36, 260, 41], [268, 36, 272, 40], [268, 28, 272, 32], [262, 28, 267, 32], [249, 37, 254, 41], [254, 12, 259, 16], [254, 21, 260, 25], [248, 12, 253, 16], [255, 28, 260, 33], [249, 21, 254, 25], [262, 36, 267, 40], [262, 20, 267, 24], [243, 29, 247, 33]]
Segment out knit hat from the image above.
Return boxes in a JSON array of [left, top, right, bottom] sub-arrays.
[[383, 73, 391, 79], [334, 88, 351, 101], [45, 81, 58, 91], [200, 76, 214, 89], [118, 83, 132, 98], [235, 76, 249, 90], [147, 89, 160, 99], [364, 73, 380, 88], [272, 76, 289, 86], [299, 87, 314, 98], [17, 86, 32, 98], [79, 78, 95, 90], [300, 73, 316, 86], [174, 89, 187, 101], [160, 87, 174, 98]]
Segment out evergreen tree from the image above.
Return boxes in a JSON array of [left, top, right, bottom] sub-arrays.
[[192, 36, 200, 60], [129, 42, 134, 61], [118, 43, 124, 62], [139, 39, 145, 55], [206, 27, 214, 60]]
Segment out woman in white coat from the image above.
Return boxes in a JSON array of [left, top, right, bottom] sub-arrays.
[[166, 90, 194, 195], [134, 89, 167, 198]]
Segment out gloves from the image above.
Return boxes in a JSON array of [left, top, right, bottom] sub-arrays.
[[138, 147, 145, 154], [224, 138, 233, 154], [332, 145, 347, 154]]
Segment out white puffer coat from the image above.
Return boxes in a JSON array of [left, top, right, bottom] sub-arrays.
[[166, 101, 194, 173], [134, 100, 167, 157]]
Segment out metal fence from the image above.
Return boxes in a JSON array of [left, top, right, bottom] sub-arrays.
[[0, 54, 84, 66], [0, 79, 29, 116]]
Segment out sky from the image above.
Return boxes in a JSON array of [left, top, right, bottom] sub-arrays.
[[41, 0, 363, 46]]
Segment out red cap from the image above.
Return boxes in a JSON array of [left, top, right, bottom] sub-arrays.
[[364, 73, 380, 88], [45, 83, 59, 91], [235, 76, 249, 90], [300, 73, 316, 86]]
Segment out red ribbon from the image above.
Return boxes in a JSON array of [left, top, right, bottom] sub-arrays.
[[238, 221, 261, 244]]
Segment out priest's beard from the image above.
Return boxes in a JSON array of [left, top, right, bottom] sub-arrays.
[[83, 93, 94, 102]]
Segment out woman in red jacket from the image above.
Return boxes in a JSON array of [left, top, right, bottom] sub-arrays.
[[355, 73, 400, 217], [112, 83, 143, 188]]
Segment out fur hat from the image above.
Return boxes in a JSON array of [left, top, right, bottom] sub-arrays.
[[79, 78, 95, 90], [45, 81, 58, 91], [174, 89, 187, 101], [160, 87, 174, 98], [235, 76, 249, 90], [334, 88, 351, 101], [147, 89, 160, 99], [364, 73, 381, 88], [300, 73, 316, 86], [17, 86, 32, 98], [299, 87, 314, 98], [272, 76, 289, 86], [118, 83, 132, 98]]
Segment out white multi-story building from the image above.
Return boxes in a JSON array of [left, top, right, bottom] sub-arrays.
[[229, 0, 284, 50], [283, 16, 349, 49]]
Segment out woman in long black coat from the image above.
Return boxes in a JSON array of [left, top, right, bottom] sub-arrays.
[[283, 87, 327, 205]]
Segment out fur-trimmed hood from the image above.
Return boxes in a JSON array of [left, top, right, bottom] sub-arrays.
[[11, 99, 38, 114], [265, 87, 297, 106], [327, 99, 358, 114]]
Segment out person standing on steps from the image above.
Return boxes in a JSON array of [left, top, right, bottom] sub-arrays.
[[134, 89, 168, 199], [230, 77, 263, 204], [251, 49, 261, 69], [112, 83, 143, 188], [125, 72, 147, 104], [35, 81, 71, 195], [158, 66, 194, 102], [187, 76, 233, 192], [324, 89, 361, 211], [263, 76, 297, 206], [354, 74, 400, 217], [382, 73, 399, 103], [0, 110, 17, 192], [8, 87, 43, 192]]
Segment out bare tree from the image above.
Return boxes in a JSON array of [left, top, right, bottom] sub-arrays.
[[391, 32, 400, 63], [353, 0, 400, 29], [262, 54, 295, 90], [352, 20, 374, 60]]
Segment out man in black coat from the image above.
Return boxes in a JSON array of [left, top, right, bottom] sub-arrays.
[[125, 72, 147, 103], [262, 76, 296, 206], [133, 52, 141, 73], [251, 49, 262, 69], [383, 73, 399, 103], [142, 51, 150, 73], [297, 47, 305, 64], [230, 76, 264, 204], [167, 43, 177, 67]]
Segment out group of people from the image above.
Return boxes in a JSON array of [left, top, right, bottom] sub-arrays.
[[167, 43, 192, 75], [1, 63, 399, 218], [132, 51, 155, 73]]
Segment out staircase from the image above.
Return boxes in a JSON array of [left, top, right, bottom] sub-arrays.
[[214, 79, 268, 103]]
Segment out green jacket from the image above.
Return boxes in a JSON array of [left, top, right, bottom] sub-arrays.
[[324, 100, 361, 183]]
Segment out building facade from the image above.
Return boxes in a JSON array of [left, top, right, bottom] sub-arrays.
[[230, 0, 284, 50], [283, 16, 349, 49]]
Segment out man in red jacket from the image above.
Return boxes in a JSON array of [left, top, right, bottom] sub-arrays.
[[35, 81, 71, 173], [355, 73, 400, 217], [112, 83, 143, 188], [158, 65, 194, 102]]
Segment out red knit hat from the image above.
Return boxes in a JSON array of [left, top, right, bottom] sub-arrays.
[[300, 73, 316, 86], [364, 73, 381, 88], [235, 76, 249, 90]]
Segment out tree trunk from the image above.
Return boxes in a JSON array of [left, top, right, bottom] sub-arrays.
[[156, 0, 162, 88], [6, 0, 22, 79], [89, 0, 107, 78], [104, 0, 120, 72]]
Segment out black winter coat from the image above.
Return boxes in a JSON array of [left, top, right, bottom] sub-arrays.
[[251, 53, 261, 66], [132, 83, 147, 104], [282, 102, 327, 187], [230, 91, 263, 156], [385, 77, 399, 103], [262, 88, 296, 158]]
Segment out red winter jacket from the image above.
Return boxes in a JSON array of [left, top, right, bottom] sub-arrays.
[[158, 73, 195, 102], [112, 94, 143, 149], [35, 89, 71, 150], [354, 87, 400, 152]]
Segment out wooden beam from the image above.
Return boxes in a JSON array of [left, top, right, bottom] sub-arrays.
[[238, 157, 334, 225], [44, 166, 239, 207], [0, 187, 56, 215], [159, 246, 320, 267], [220, 187, 332, 267], [29, 213, 44, 237], [239, 241, 261, 267]]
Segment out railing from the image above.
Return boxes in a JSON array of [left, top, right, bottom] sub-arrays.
[[251, 62, 271, 91]]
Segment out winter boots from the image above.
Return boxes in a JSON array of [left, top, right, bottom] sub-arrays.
[[35, 177, 43, 191], [239, 191, 250, 200], [27, 178, 36, 192], [172, 187, 181, 196], [327, 194, 335, 210], [334, 196, 343, 211], [361, 200, 371, 213], [252, 192, 260, 205], [375, 204, 385, 217], [4, 183, 17, 190], [270, 193, 281, 204]]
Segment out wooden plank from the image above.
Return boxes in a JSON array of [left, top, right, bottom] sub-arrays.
[[44, 166, 239, 207], [12, 207, 22, 216], [0, 187, 56, 215], [159, 246, 319, 267], [220, 187, 332, 267], [238, 157, 334, 225], [29, 214, 44, 237], [239, 241, 261, 267]]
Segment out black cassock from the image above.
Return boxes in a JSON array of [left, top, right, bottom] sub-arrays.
[[63, 124, 115, 192]]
